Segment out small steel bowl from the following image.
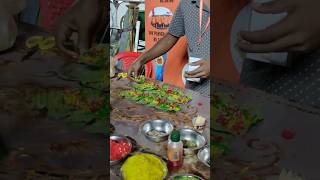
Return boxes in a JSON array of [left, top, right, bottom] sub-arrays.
[[197, 145, 210, 167], [140, 119, 174, 143], [121, 153, 168, 180], [179, 128, 206, 156], [169, 174, 205, 180], [110, 135, 132, 166]]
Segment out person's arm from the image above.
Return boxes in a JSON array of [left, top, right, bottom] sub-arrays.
[[54, 0, 106, 58], [128, 33, 178, 76], [137, 33, 178, 64]]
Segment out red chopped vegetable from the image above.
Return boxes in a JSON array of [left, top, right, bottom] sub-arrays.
[[216, 115, 229, 126], [110, 140, 132, 161], [281, 129, 296, 140], [232, 121, 245, 135], [166, 89, 173, 94], [198, 102, 203, 106]]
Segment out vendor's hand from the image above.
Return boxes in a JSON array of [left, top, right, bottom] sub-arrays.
[[185, 60, 210, 78], [238, 0, 320, 53], [128, 59, 144, 78], [54, 0, 105, 58]]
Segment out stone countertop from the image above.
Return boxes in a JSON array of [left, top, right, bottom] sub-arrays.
[[110, 78, 210, 180], [0, 23, 108, 179], [213, 80, 320, 180]]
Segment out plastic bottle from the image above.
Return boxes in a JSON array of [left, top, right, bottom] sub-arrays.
[[167, 130, 183, 170]]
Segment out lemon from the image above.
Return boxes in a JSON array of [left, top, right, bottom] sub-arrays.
[[38, 36, 55, 50], [25, 36, 44, 49]]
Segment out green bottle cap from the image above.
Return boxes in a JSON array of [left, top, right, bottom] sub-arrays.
[[170, 130, 180, 142]]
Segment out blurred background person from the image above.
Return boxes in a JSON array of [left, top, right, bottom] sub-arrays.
[[237, 0, 320, 108]]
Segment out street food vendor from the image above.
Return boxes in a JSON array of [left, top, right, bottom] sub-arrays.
[[128, 0, 211, 97]]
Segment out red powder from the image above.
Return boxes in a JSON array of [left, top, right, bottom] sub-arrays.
[[110, 140, 132, 161]]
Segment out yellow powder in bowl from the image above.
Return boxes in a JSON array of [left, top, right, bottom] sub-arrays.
[[122, 153, 167, 180]]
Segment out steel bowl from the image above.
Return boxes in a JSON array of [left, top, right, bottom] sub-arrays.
[[169, 174, 205, 180], [197, 145, 210, 167], [110, 135, 132, 166], [140, 119, 174, 143], [179, 128, 206, 156], [121, 153, 168, 180]]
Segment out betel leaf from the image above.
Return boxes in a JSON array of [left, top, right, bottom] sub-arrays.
[[30, 93, 47, 109], [162, 85, 169, 91], [119, 78, 191, 112], [172, 105, 181, 112], [80, 70, 106, 84], [211, 92, 264, 136], [158, 104, 170, 111], [133, 75, 146, 84], [242, 109, 263, 128], [137, 98, 148, 105], [84, 119, 108, 134], [66, 110, 96, 129], [211, 142, 230, 160], [29, 87, 108, 134], [47, 106, 71, 120], [78, 44, 108, 68], [95, 106, 109, 119], [94, 57, 107, 67]]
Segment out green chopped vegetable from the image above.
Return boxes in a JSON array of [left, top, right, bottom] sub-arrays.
[[212, 92, 263, 136], [29, 87, 108, 135], [173, 176, 201, 180], [182, 140, 197, 149], [119, 77, 191, 112], [79, 44, 108, 67]]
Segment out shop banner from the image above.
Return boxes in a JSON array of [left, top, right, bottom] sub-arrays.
[[145, 0, 188, 88], [212, 0, 249, 84]]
